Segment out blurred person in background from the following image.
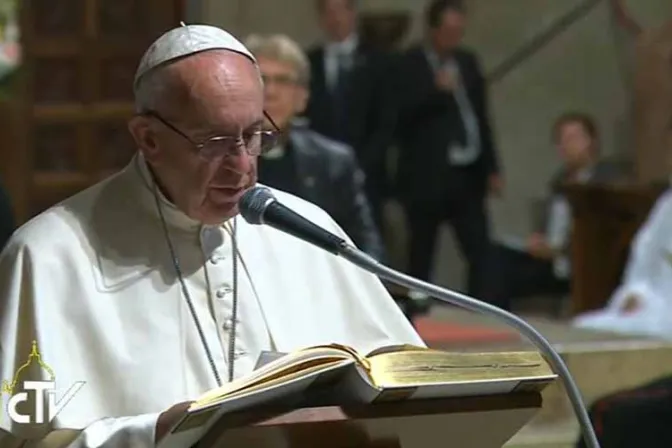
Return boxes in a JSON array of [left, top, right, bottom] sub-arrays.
[[246, 33, 384, 260], [394, 0, 501, 298], [305, 0, 395, 234], [483, 112, 622, 311]]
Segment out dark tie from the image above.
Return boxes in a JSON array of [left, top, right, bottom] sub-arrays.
[[331, 51, 352, 142], [335, 52, 352, 92], [443, 63, 468, 149]]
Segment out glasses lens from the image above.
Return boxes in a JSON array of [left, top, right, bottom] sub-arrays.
[[199, 132, 278, 159], [259, 131, 278, 154], [200, 139, 234, 159]]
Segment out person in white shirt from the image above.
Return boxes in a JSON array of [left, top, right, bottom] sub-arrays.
[[483, 112, 621, 311], [0, 24, 423, 448], [573, 188, 672, 339]]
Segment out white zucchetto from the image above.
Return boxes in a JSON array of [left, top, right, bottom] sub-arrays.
[[133, 23, 256, 90]]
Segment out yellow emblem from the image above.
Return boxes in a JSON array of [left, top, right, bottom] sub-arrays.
[[1, 340, 56, 396]]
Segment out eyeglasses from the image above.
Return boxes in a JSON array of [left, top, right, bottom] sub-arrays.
[[142, 109, 280, 160], [262, 74, 302, 88]]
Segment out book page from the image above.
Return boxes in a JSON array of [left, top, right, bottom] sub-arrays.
[[366, 344, 426, 358], [160, 359, 355, 448], [193, 344, 359, 407], [193, 359, 347, 410]]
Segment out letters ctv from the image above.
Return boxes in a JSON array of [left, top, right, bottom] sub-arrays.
[[1, 341, 85, 424]]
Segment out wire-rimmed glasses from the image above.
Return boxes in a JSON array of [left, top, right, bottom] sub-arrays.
[[142, 109, 280, 160]]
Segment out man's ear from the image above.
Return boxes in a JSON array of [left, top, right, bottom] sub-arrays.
[[128, 116, 161, 164], [294, 85, 310, 115]]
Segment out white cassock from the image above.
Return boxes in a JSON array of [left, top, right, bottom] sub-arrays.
[[573, 188, 672, 339], [0, 154, 424, 447]]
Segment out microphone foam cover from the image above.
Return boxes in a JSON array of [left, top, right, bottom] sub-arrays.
[[239, 185, 275, 224]]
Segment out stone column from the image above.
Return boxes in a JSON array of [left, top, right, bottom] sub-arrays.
[[633, 19, 672, 184]]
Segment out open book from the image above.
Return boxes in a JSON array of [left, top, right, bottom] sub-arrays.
[[160, 344, 556, 447]]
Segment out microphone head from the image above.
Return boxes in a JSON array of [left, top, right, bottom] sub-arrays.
[[239, 185, 276, 224]]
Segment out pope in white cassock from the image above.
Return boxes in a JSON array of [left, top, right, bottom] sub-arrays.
[[573, 188, 672, 340], [0, 25, 423, 447]]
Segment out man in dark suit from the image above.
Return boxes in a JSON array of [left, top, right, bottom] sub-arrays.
[[483, 112, 623, 311], [395, 0, 501, 297], [245, 33, 384, 260], [304, 0, 395, 231]]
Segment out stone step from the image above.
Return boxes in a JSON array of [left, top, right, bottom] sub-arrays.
[[427, 307, 672, 447], [505, 339, 672, 447], [535, 339, 672, 425], [506, 421, 576, 448]]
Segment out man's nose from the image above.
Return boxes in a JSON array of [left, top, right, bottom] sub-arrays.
[[222, 143, 254, 174]]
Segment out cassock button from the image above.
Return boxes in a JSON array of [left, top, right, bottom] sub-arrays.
[[210, 254, 225, 265], [222, 318, 236, 331], [215, 284, 232, 299]]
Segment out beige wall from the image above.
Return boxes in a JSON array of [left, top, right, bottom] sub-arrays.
[[197, 0, 672, 289]]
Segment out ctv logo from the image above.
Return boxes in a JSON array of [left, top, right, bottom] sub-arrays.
[[1, 341, 85, 424]]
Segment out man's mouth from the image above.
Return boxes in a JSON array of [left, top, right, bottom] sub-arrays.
[[210, 185, 247, 202]]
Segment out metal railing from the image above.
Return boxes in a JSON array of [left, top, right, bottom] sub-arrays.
[[486, 0, 603, 84]]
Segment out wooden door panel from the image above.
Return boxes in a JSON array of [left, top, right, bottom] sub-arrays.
[[15, 0, 185, 222], [98, 0, 150, 37], [30, 0, 86, 38], [31, 123, 80, 172], [96, 55, 139, 102], [95, 121, 138, 172], [32, 57, 83, 104]]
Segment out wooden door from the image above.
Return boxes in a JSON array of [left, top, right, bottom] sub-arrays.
[[13, 0, 184, 223]]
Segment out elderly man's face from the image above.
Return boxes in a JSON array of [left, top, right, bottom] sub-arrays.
[[258, 56, 308, 130], [129, 51, 265, 224]]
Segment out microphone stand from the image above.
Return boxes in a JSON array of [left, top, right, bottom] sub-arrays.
[[339, 244, 600, 448]]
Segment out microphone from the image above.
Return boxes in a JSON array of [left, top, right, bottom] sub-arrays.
[[239, 186, 600, 448], [239, 185, 348, 254]]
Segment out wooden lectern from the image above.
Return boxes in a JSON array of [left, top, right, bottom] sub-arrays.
[[564, 182, 666, 315], [193, 393, 542, 447]]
